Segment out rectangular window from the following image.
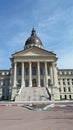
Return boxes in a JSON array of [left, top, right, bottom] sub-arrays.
[[32, 67, 36, 75], [64, 87, 66, 92], [69, 95, 71, 100], [25, 79, 29, 87], [63, 82, 65, 85], [18, 67, 22, 76], [25, 67, 29, 75], [59, 82, 60, 85], [71, 72, 73, 75], [62, 71, 64, 75], [60, 95, 62, 100], [68, 82, 70, 85], [3, 79, 5, 86], [68, 87, 71, 92], [48, 79, 51, 86], [40, 79, 44, 87], [40, 67, 43, 75], [59, 87, 61, 92], [47, 67, 50, 75]]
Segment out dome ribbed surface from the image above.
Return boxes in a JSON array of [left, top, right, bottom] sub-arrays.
[[24, 28, 43, 49]]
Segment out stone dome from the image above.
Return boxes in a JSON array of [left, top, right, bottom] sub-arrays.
[[24, 28, 43, 49]]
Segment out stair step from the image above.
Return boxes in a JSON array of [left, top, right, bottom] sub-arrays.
[[15, 87, 50, 101]]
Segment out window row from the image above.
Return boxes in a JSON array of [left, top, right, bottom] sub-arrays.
[[17, 79, 51, 87], [58, 71, 73, 75], [58, 81, 73, 85], [60, 95, 72, 100], [0, 72, 10, 76], [58, 79, 73, 81], [59, 87, 71, 92], [18, 67, 50, 76]]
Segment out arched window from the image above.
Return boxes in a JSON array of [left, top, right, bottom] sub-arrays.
[[32, 79, 37, 87], [65, 95, 67, 100]]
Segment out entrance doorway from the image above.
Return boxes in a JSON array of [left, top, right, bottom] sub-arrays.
[[32, 79, 37, 87]]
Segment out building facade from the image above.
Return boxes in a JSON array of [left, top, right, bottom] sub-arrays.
[[0, 70, 11, 100], [0, 28, 73, 101], [58, 69, 73, 100]]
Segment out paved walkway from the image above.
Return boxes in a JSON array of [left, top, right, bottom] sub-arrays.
[[0, 106, 73, 130]]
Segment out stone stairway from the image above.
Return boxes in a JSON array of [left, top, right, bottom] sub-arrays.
[[15, 87, 50, 101]]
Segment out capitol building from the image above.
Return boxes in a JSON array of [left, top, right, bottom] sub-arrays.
[[0, 28, 73, 101]]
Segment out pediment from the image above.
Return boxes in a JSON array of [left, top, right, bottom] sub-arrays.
[[12, 47, 56, 57]]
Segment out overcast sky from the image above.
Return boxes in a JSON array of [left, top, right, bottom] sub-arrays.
[[0, 0, 73, 69]]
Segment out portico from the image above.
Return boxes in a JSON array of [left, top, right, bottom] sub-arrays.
[[13, 61, 53, 88]]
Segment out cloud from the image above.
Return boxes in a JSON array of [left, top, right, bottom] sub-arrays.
[[38, 6, 73, 45], [37, 6, 73, 69], [0, 0, 73, 69]]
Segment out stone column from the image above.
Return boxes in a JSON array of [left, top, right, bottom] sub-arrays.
[[29, 62, 32, 87], [21, 62, 25, 87], [52, 63, 55, 86], [45, 62, 48, 87], [14, 62, 17, 87], [51, 63, 54, 100], [52, 62, 58, 87], [37, 62, 40, 87], [52, 62, 60, 100], [50, 64, 53, 85]]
